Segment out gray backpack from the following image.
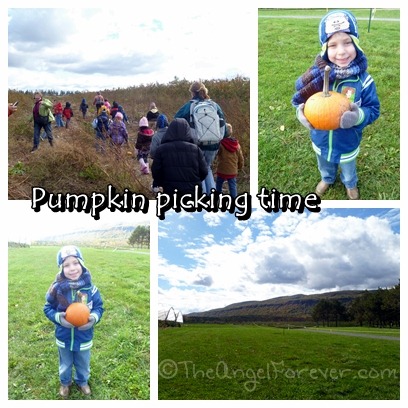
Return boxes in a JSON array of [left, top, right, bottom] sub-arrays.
[[189, 99, 224, 145]]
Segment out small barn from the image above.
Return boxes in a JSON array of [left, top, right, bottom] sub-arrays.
[[158, 307, 183, 327]]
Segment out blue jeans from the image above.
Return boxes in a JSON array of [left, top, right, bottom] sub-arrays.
[[201, 149, 217, 194], [55, 113, 64, 127], [33, 121, 53, 149], [216, 176, 237, 198], [316, 154, 358, 189], [58, 347, 91, 387]]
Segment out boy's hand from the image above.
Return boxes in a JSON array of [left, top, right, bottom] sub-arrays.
[[296, 104, 314, 130], [78, 315, 96, 331], [59, 312, 75, 329], [340, 103, 362, 129]]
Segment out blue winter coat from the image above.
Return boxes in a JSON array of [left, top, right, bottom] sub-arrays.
[[309, 71, 380, 164], [44, 271, 104, 352]]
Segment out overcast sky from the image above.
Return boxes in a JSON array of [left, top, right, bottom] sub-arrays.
[[158, 208, 400, 314], [7, 200, 151, 244], [7, 4, 253, 92]]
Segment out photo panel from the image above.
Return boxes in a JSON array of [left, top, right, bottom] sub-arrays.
[[157, 208, 400, 400]]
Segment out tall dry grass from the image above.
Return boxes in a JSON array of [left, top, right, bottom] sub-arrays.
[[8, 77, 250, 200]]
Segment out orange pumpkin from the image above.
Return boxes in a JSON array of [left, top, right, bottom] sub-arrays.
[[65, 302, 90, 327], [304, 66, 351, 131]]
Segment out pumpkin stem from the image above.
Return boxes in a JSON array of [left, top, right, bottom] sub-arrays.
[[323, 66, 331, 97]]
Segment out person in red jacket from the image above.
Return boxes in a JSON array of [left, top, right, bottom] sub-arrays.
[[53, 100, 64, 127], [62, 102, 74, 129], [215, 123, 244, 198]]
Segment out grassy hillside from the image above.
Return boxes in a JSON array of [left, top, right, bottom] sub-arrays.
[[185, 290, 368, 324], [8, 77, 250, 199]]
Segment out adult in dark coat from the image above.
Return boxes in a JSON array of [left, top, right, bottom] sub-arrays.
[[151, 118, 208, 195]]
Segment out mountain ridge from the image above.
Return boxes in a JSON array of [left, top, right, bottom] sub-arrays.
[[184, 290, 370, 324]]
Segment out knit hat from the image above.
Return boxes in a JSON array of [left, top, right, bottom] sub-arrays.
[[115, 112, 123, 120], [57, 245, 84, 268], [139, 116, 149, 127], [156, 114, 169, 129], [319, 10, 359, 45]]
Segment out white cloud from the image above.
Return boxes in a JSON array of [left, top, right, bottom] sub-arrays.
[[158, 211, 400, 313], [8, 5, 253, 92]]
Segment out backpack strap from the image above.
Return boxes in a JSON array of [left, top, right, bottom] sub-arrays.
[[189, 99, 197, 128]]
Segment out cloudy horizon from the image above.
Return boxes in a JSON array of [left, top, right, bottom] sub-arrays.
[[158, 208, 400, 314], [8, 5, 253, 92]]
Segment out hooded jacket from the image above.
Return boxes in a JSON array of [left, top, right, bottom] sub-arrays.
[[109, 120, 129, 145], [151, 118, 208, 194], [216, 137, 244, 178], [43, 268, 104, 352], [308, 71, 380, 164], [80, 99, 88, 112]]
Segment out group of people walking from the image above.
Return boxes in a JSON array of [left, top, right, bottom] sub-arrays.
[[151, 81, 244, 197], [28, 81, 244, 197]]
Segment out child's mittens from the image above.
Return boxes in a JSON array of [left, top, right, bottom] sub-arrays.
[[340, 103, 362, 129], [59, 312, 75, 329], [78, 315, 96, 331], [296, 103, 314, 130]]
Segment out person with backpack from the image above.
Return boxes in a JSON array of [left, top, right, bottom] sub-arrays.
[[31, 92, 54, 152], [62, 102, 74, 129], [79, 98, 89, 119], [174, 81, 226, 194], [94, 105, 110, 153], [93, 91, 104, 115]]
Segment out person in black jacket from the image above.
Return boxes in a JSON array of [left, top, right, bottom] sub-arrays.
[[151, 118, 208, 195]]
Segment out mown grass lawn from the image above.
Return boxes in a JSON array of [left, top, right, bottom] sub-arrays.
[[158, 324, 399, 400], [8, 246, 150, 400], [258, 9, 400, 200]]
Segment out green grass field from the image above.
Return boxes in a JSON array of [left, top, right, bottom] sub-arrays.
[[8, 246, 150, 400], [158, 324, 399, 400], [258, 9, 400, 200]]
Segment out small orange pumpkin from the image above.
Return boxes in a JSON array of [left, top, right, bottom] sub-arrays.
[[65, 302, 90, 327], [304, 66, 351, 131]]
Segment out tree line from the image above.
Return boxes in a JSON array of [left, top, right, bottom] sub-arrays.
[[128, 225, 150, 249], [312, 282, 400, 328]]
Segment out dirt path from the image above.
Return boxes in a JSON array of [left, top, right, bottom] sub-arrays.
[[302, 328, 400, 341]]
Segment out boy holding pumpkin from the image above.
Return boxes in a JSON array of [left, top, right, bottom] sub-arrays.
[[44, 245, 104, 398], [292, 10, 380, 200]]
